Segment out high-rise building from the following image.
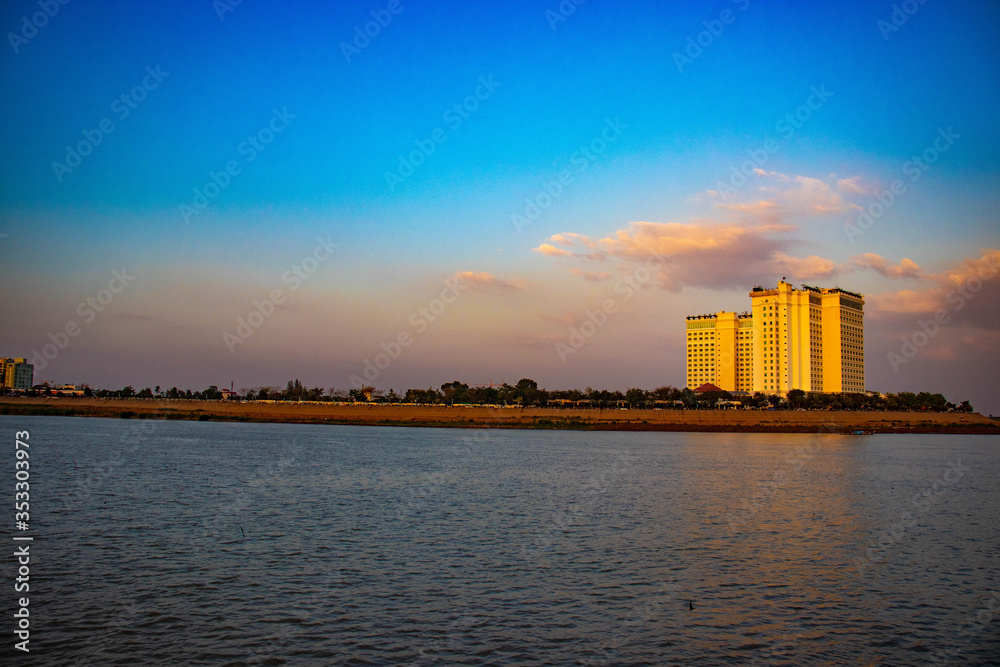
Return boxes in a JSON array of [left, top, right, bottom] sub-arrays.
[[684, 281, 864, 394], [0, 358, 34, 391], [685, 312, 753, 392]]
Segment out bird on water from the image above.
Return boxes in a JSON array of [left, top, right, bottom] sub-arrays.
[[688, 600, 694, 610]]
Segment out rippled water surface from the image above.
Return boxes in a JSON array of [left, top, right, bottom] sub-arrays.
[[2, 415, 999, 665]]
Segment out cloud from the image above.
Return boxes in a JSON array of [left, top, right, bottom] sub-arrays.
[[866, 288, 944, 314], [549, 232, 597, 248], [711, 170, 859, 218], [455, 271, 527, 291], [867, 249, 1000, 328], [772, 252, 840, 280], [836, 176, 875, 195], [569, 268, 612, 282], [533, 243, 573, 258], [851, 253, 922, 279], [933, 248, 1000, 291], [535, 221, 808, 291], [534, 171, 929, 293], [759, 173, 858, 216]]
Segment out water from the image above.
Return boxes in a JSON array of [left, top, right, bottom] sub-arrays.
[[2, 415, 998, 665]]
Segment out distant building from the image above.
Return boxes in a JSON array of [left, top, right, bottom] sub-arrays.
[[0, 358, 34, 391], [685, 312, 754, 392], [685, 280, 864, 394]]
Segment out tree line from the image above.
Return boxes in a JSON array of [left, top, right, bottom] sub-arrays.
[[28, 379, 975, 413]]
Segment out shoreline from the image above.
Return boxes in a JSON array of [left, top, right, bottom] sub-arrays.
[[1, 397, 997, 434]]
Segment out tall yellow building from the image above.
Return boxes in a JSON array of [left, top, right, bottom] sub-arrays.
[[685, 281, 864, 395]]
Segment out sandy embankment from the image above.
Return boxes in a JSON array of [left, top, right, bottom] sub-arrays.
[[1, 397, 997, 433]]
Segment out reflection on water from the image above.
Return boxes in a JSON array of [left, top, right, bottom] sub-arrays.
[[3, 415, 998, 665]]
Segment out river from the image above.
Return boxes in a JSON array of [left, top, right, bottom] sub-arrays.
[[2, 415, 997, 665]]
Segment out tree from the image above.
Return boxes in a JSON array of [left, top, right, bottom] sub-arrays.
[[787, 389, 806, 409], [651, 386, 677, 402], [624, 387, 647, 409], [441, 381, 470, 405], [512, 378, 540, 406]]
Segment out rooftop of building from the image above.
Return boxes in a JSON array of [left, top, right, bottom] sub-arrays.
[[750, 282, 863, 300]]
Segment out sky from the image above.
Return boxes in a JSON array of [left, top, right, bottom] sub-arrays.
[[1, 0, 998, 413]]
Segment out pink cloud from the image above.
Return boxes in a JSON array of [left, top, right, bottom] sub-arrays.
[[532, 243, 573, 258], [534, 221, 837, 291], [867, 249, 1000, 327], [851, 253, 923, 279], [772, 252, 840, 280]]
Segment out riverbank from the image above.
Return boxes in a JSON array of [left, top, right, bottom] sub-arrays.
[[1, 397, 997, 433]]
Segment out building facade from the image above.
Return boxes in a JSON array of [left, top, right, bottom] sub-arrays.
[[685, 312, 753, 392], [0, 358, 34, 391], [685, 281, 864, 394]]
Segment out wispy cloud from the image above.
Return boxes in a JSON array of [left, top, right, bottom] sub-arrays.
[[836, 175, 876, 195], [456, 271, 527, 291], [569, 268, 612, 282]]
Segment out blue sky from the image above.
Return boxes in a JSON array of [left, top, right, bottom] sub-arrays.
[[1, 0, 998, 411]]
